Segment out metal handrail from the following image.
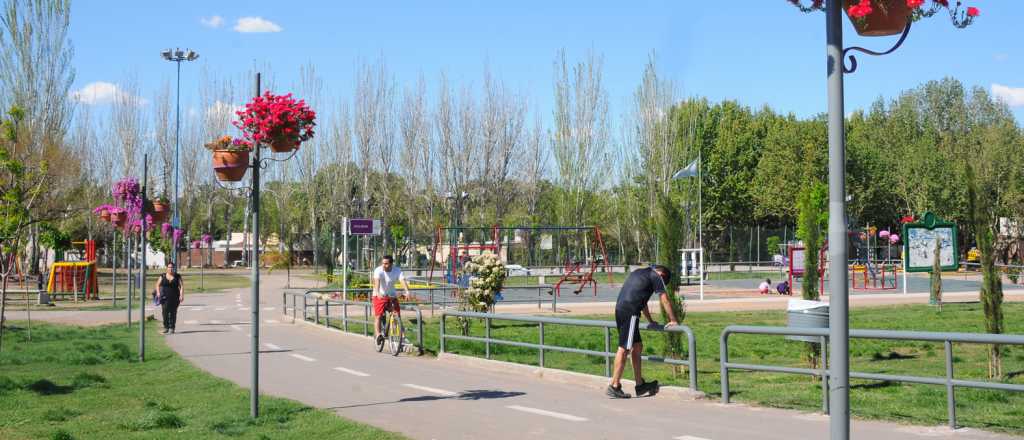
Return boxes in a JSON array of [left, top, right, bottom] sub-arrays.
[[281, 290, 424, 354], [720, 325, 1024, 429], [294, 285, 558, 315], [440, 310, 697, 390]]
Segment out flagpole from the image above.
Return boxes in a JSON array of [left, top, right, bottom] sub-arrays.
[[698, 147, 703, 301]]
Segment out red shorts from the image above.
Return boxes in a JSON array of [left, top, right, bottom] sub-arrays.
[[372, 296, 399, 316]]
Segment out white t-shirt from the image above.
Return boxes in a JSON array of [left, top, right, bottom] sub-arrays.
[[372, 266, 406, 297]]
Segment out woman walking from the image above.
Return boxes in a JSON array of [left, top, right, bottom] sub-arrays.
[[154, 262, 184, 334]]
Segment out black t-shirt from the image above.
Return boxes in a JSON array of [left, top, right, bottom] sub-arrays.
[[159, 273, 182, 302], [615, 267, 667, 315]]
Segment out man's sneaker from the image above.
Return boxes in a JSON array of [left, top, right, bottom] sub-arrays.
[[605, 384, 631, 399], [635, 380, 660, 397]]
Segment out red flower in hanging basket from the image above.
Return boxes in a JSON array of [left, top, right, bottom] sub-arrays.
[[233, 92, 316, 153]]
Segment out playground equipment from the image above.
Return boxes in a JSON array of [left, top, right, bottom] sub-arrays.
[[428, 225, 612, 296], [849, 225, 901, 291], [46, 240, 99, 301]]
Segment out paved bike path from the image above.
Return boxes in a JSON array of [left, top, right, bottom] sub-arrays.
[[162, 274, 1018, 440]]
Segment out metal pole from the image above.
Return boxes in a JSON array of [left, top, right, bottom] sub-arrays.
[[250, 73, 261, 419], [945, 340, 957, 429], [698, 146, 704, 301], [342, 217, 348, 300], [173, 60, 181, 264], [127, 233, 133, 328], [112, 231, 117, 307], [825, 2, 850, 438], [139, 155, 148, 362]]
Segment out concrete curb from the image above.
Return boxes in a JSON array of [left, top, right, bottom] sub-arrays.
[[437, 351, 705, 401]]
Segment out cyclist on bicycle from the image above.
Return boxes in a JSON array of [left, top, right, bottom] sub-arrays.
[[372, 255, 412, 345]]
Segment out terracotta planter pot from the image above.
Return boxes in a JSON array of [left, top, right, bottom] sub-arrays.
[[844, 0, 911, 36], [212, 150, 250, 182], [268, 132, 299, 153], [99, 210, 111, 222], [150, 201, 169, 222], [110, 211, 126, 227]]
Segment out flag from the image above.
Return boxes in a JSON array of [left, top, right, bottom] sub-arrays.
[[672, 159, 699, 179]]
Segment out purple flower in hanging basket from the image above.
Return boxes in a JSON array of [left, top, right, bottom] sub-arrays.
[[161, 223, 173, 238], [201, 233, 213, 244], [172, 228, 185, 245], [92, 204, 117, 214]]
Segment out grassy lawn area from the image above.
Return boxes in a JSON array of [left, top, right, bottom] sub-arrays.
[[0, 321, 406, 440], [319, 302, 1024, 434]]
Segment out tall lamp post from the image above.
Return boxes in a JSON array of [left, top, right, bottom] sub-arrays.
[[161, 48, 199, 265]]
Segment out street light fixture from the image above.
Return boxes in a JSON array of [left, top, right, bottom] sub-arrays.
[[161, 47, 199, 265]]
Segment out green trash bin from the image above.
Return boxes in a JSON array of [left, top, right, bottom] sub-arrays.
[[786, 299, 828, 343]]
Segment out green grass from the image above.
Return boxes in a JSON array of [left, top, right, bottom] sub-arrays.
[[319, 302, 1024, 434], [0, 321, 406, 440], [4, 272, 251, 311]]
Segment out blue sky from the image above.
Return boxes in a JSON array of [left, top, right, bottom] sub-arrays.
[[69, 1, 1024, 124]]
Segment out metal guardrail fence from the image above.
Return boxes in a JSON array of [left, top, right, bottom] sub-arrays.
[[439, 310, 698, 391], [300, 285, 558, 316], [720, 325, 1024, 429], [281, 290, 424, 354]]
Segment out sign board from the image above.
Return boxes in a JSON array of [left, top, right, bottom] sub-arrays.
[[540, 234, 553, 250], [789, 246, 806, 276], [903, 212, 958, 272], [348, 218, 382, 236]]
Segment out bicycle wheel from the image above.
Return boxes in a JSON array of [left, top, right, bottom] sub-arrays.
[[376, 313, 386, 352], [389, 313, 404, 356]]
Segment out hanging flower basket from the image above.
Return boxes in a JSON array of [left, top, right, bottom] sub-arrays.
[[110, 210, 126, 227], [233, 92, 316, 153], [100, 210, 111, 222], [93, 204, 116, 222], [268, 132, 300, 153], [212, 150, 250, 182], [789, 1, 979, 35], [146, 199, 167, 223], [844, 0, 912, 36]]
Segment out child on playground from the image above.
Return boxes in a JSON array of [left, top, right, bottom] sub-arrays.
[[776, 280, 791, 296], [758, 278, 772, 295]]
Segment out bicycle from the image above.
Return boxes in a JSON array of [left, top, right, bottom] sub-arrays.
[[375, 298, 405, 356]]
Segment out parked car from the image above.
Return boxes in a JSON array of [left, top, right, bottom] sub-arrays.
[[505, 264, 531, 276]]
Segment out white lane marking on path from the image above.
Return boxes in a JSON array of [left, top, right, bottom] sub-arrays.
[[263, 343, 282, 350], [674, 436, 712, 440], [402, 384, 458, 397], [290, 354, 316, 362], [263, 307, 274, 311], [215, 307, 225, 311], [210, 319, 223, 324], [505, 405, 587, 422], [184, 320, 198, 325], [333, 366, 371, 377], [265, 319, 279, 324], [189, 307, 204, 311], [230, 325, 242, 331]]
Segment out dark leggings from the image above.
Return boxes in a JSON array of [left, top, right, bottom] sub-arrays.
[[161, 301, 180, 330]]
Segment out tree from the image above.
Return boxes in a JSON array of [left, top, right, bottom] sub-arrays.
[[551, 49, 608, 226], [796, 181, 827, 300], [930, 237, 942, 308], [0, 107, 47, 351], [655, 193, 686, 376]]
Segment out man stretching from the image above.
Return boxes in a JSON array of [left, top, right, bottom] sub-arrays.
[[373, 255, 412, 344], [607, 265, 679, 398]]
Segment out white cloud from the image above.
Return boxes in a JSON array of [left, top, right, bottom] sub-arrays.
[[233, 16, 282, 33], [992, 83, 1024, 107], [70, 82, 147, 106], [200, 15, 224, 28]]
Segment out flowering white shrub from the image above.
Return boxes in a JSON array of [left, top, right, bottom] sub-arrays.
[[462, 252, 506, 312]]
